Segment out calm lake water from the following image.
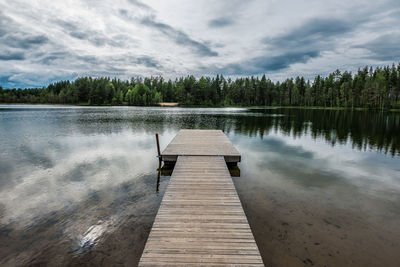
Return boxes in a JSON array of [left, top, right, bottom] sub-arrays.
[[0, 105, 399, 266]]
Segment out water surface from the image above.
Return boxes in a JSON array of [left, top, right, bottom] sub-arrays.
[[0, 105, 399, 266]]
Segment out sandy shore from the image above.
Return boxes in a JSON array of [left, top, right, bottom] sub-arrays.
[[158, 102, 179, 107]]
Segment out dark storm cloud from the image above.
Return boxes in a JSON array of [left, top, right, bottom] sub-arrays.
[[213, 50, 320, 75], [118, 5, 218, 57], [69, 31, 86, 40], [213, 17, 355, 75], [119, 9, 128, 16], [359, 33, 400, 61], [261, 17, 354, 64], [134, 56, 161, 68], [208, 17, 234, 28], [108, 54, 162, 69], [263, 18, 353, 51], [127, 0, 153, 11], [255, 51, 320, 71], [71, 30, 118, 47], [37, 52, 71, 64], [54, 19, 126, 47], [140, 16, 218, 57], [76, 55, 101, 65], [67, 29, 109, 46], [0, 13, 12, 37], [37, 49, 160, 72], [0, 12, 48, 50], [2, 34, 48, 49], [0, 51, 25, 61], [53, 19, 78, 31], [69, 30, 124, 47], [34, 50, 103, 67]]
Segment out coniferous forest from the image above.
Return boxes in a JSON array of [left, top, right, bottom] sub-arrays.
[[1, 64, 400, 109]]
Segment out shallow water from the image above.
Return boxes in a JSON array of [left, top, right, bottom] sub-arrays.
[[0, 105, 399, 266]]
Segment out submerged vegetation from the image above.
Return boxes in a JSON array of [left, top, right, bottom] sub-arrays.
[[1, 64, 400, 108]]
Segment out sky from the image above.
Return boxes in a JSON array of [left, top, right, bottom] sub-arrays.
[[0, 0, 399, 88]]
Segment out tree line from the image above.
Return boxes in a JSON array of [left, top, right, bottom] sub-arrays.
[[1, 64, 400, 108]]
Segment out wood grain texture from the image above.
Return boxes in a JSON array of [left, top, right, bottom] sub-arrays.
[[138, 155, 263, 266], [161, 130, 241, 163]]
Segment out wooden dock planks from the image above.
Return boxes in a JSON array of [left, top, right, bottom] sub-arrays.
[[138, 156, 263, 266], [161, 130, 241, 163]]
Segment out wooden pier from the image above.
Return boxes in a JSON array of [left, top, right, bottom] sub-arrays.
[[161, 129, 241, 164], [139, 130, 263, 266]]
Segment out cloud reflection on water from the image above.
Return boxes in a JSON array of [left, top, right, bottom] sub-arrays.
[[0, 131, 168, 227], [233, 129, 400, 203]]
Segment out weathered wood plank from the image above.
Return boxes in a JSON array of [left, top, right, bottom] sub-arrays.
[[161, 130, 241, 163], [138, 155, 263, 266]]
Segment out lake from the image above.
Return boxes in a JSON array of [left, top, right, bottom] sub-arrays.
[[0, 105, 399, 266]]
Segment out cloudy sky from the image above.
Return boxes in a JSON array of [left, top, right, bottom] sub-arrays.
[[0, 0, 399, 88]]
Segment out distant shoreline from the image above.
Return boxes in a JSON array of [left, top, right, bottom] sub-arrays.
[[1, 103, 399, 112]]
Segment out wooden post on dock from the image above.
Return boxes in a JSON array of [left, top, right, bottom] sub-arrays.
[[155, 132, 161, 165]]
